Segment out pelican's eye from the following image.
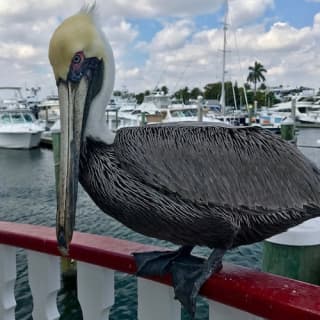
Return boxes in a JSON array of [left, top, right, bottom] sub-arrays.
[[67, 51, 85, 83], [68, 51, 101, 83], [67, 51, 100, 84], [72, 53, 83, 64]]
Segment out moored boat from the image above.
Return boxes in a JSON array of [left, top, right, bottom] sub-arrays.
[[0, 109, 44, 149]]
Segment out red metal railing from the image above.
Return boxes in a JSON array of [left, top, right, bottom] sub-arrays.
[[0, 221, 319, 319]]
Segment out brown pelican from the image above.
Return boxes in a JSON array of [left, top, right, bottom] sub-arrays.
[[49, 6, 320, 318]]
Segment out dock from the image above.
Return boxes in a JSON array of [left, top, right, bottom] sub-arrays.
[[296, 123, 320, 128], [40, 135, 53, 148], [39, 122, 319, 150]]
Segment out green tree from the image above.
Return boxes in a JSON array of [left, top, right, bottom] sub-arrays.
[[173, 87, 190, 103], [113, 90, 122, 96], [190, 87, 203, 100], [247, 61, 267, 97], [161, 86, 168, 95], [135, 92, 145, 104], [244, 82, 251, 90], [259, 83, 267, 90], [203, 83, 221, 100], [203, 82, 234, 106]]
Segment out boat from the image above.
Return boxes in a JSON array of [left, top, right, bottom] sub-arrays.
[[204, 2, 250, 128], [145, 103, 222, 124], [113, 93, 223, 128], [297, 98, 320, 124], [270, 95, 320, 124], [38, 94, 60, 124], [107, 90, 171, 130], [126, 90, 171, 120], [0, 86, 27, 110], [106, 89, 137, 112], [140, 90, 171, 110], [0, 109, 44, 149]]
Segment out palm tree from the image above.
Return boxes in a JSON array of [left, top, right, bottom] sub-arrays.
[[247, 61, 267, 97]]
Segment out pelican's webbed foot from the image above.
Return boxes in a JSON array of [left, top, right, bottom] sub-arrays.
[[134, 247, 226, 319], [133, 245, 194, 277], [171, 248, 226, 318]]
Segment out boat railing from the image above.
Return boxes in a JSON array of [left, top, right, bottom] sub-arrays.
[[0, 221, 319, 320]]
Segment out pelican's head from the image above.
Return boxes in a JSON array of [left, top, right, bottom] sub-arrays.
[[49, 6, 115, 254]]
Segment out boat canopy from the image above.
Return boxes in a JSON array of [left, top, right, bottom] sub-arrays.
[[0, 111, 34, 125]]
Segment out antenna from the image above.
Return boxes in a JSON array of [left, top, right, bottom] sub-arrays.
[[220, 0, 228, 116]]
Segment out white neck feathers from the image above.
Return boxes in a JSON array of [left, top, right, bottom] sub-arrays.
[[84, 31, 115, 144]]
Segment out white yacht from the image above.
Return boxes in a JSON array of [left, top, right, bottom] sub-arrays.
[[108, 91, 170, 129], [0, 109, 44, 149], [140, 91, 171, 110], [270, 95, 320, 124], [38, 94, 60, 123], [146, 104, 222, 124]]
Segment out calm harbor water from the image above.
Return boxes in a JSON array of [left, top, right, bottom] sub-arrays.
[[0, 127, 319, 320]]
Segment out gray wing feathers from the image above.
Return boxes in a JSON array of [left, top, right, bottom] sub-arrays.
[[114, 125, 320, 211]]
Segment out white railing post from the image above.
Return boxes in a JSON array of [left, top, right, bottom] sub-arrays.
[[77, 261, 115, 320], [0, 245, 16, 320], [137, 278, 181, 320], [108, 117, 112, 130], [27, 250, 60, 320], [208, 301, 263, 320]]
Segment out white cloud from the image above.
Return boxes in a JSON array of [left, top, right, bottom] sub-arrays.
[[118, 67, 141, 79], [99, 0, 225, 18], [256, 22, 312, 51], [140, 19, 194, 52], [0, 0, 318, 97], [229, 0, 274, 26], [103, 17, 138, 60], [121, 3, 320, 93]]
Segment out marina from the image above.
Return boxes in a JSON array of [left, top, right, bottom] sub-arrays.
[[1, 1, 320, 319]]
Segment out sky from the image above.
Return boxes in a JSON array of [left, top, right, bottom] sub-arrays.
[[0, 0, 319, 98]]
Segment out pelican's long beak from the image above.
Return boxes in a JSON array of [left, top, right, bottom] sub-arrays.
[[56, 78, 88, 255]]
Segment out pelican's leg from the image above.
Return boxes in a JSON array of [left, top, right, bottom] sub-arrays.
[[133, 245, 195, 277], [171, 248, 226, 318]]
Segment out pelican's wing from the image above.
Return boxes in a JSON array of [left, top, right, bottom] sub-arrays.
[[114, 123, 320, 210]]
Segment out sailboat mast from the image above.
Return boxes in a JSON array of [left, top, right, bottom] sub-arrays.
[[220, 0, 228, 116]]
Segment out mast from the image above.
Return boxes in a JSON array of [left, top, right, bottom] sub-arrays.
[[220, 0, 228, 116]]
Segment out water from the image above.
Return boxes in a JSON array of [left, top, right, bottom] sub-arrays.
[[0, 128, 319, 320]]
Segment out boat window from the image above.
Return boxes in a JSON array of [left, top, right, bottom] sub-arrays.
[[0, 113, 10, 124], [23, 113, 33, 122], [170, 110, 182, 117], [303, 97, 314, 102], [185, 109, 197, 116], [276, 108, 291, 112], [11, 113, 25, 123], [171, 109, 197, 117], [160, 111, 167, 118]]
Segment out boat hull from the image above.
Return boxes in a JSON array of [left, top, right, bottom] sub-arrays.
[[0, 131, 42, 149]]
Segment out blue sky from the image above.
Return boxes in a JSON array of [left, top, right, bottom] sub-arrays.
[[112, 0, 320, 93], [0, 0, 319, 97], [274, 1, 319, 28]]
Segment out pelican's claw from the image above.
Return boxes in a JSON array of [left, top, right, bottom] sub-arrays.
[[172, 248, 225, 319], [133, 245, 194, 276], [134, 247, 225, 319]]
